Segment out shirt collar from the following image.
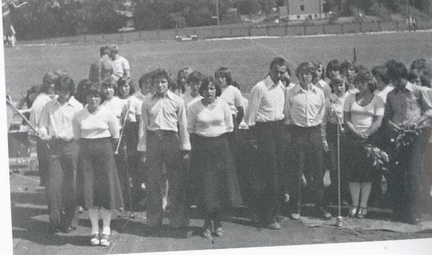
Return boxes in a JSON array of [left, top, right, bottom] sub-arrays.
[[395, 81, 414, 93], [153, 90, 174, 100], [54, 96, 76, 106], [265, 75, 282, 89], [293, 83, 318, 94]]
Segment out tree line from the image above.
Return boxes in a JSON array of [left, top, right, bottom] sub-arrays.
[[7, 0, 428, 41]]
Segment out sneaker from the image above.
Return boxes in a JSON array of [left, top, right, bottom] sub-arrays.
[[90, 234, 100, 246], [267, 221, 281, 230], [100, 234, 111, 246], [290, 213, 301, 220]]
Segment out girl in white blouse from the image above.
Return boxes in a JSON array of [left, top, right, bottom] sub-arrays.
[[187, 77, 242, 238]]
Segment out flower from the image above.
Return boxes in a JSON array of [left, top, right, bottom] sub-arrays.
[[364, 143, 389, 172]]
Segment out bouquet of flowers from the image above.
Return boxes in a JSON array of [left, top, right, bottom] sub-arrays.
[[364, 143, 390, 172]]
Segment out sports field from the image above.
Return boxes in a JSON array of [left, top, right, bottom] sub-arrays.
[[4, 30, 432, 100]]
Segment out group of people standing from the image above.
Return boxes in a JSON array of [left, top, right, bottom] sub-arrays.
[[18, 44, 432, 246]]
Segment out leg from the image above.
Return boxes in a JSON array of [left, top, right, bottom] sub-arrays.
[[37, 139, 49, 187], [146, 138, 164, 227], [349, 182, 361, 207], [88, 207, 100, 246], [47, 151, 63, 230], [359, 182, 372, 208], [60, 143, 79, 229]]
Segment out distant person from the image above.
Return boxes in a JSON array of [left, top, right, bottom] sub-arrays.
[[134, 71, 154, 102], [340, 60, 358, 94], [187, 76, 242, 238], [2, 0, 27, 47], [182, 71, 203, 108], [174, 67, 193, 96], [110, 45, 130, 81], [30, 71, 59, 188], [244, 57, 287, 230], [72, 82, 123, 246], [76, 79, 94, 106], [89, 46, 113, 83], [325, 59, 341, 81], [38, 75, 83, 234], [313, 61, 331, 98], [372, 65, 393, 104], [137, 68, 190, 229]]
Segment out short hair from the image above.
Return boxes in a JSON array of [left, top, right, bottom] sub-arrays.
[[40, 71, 60, 93], [54, 75, 75, 94], [372, 65, 390, 85], [138, 71, 154, 89], [270, 57, 287, 70], [329, 76, 348, 93], [85, 82, 103, 99], [110, 44, 119, 52], [117, 77, 136, 95], [99, 46, 110, 56], [175, 67, 193, 94], [326, 59, 341, 79], [296, 62, 317, 79], [76, 79, 94, 105], [410, 58, 432, 74], [387, 61, 409, 80], [214, 67, 233, 86], [198, 76, 222, 97], [340, 60, 355, 72], [353, 69, 376, 92], [152, 68, 176, 90], [313, 61, 326, 80], [408, 69, 421, 83], [101, 77, 118, 96], [187, 71, 204, 84]]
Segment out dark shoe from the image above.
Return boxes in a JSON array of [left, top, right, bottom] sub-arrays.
[[267, 221, 281, 230], [61, 225, 77, 234], [317, 208, 332, 220], [100, 234, 111, 246], [357, 207, 368, 219], [202, 228, 212, 238]]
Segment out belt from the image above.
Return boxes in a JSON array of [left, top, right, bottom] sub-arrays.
[[148, 130, 176, 139], [255, 120, 283, 126]]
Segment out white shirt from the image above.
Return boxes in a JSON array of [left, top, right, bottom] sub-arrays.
[[324, 93, 348, 125], [111, 55, 130, 81], [344, 94, 385, 133], [374, 85, 394, 104], [187, 99, 233, 137], [102, 96, 126, 126], [38, 96, 83, 140], [120, 96, 142, 123], [315, 79, 332, 98], [284, 83, 326, 127], [182, 93, 202, 110], [244, 75, 285, 126], [220, 85, 243, 116], [72, 105, 120, 139], [30, 93, 56, 129]]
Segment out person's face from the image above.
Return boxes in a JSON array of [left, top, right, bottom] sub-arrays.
[[410, 77, 422, 86], [202, 82, 217, 100], [178, 71, 189, 86], [45, 82, 55, 95], [269, 65, 287, 83], [189, 81, 201, 93], [298, 70, 313, 85], [154, 77, 169, 95], [86, 94, 101, 108], [329, 68, 340, 79], [344, 67, 356, 78], [102, 85, 115, 99], [281, 71, 291, 87], [315, 66, 323, 80], [390, 77, 408, 90], [55, 89, 71, 101], [333, 82, 346, 96], [119, 83, 130, 96], [110, 51, 117, 59], [215, 74, 228, 88], [355, 81, 369, 92]]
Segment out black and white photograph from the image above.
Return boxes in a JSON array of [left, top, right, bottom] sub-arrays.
[[2, 0, 432, 254]]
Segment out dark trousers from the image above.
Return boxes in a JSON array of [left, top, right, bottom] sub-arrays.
[[46, 140, 79, 228], [253, 120, 285, 224], [389, 130, 427, 221], [290, 125, 326, 214], [36, 138, 49, 187], [146, 130, 189, 228]]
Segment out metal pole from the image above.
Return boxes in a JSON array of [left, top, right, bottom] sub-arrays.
[[216, 0, 220, 26]]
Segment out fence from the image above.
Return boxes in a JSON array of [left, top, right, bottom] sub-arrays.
[[23, 19, 432, 45]]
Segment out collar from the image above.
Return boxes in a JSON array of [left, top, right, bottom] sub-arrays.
[[395, 82, 414, 93], [293, 83, 318, 94], [264, 75, 281, 89], [152, 90, 174, 100], [54, 96, 76, 107]]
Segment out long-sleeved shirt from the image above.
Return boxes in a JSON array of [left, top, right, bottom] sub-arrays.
[[384, 82, 432, 125], [38, 96, 83, 140], [244, 75, 285, 126], [29, 93, 56, 129], [187, 99, 233, 137], [284, 83, 326, 127], [137, 90, 190, 152], [72, 105, 120, 140]]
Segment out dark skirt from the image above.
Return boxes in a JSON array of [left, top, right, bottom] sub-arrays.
[[191, 133, 243, 214], [77, 137, 124, 210], [341, 135, 376, 183]]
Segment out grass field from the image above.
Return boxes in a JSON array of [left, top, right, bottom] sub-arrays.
[[4, 30, 432, 100]]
